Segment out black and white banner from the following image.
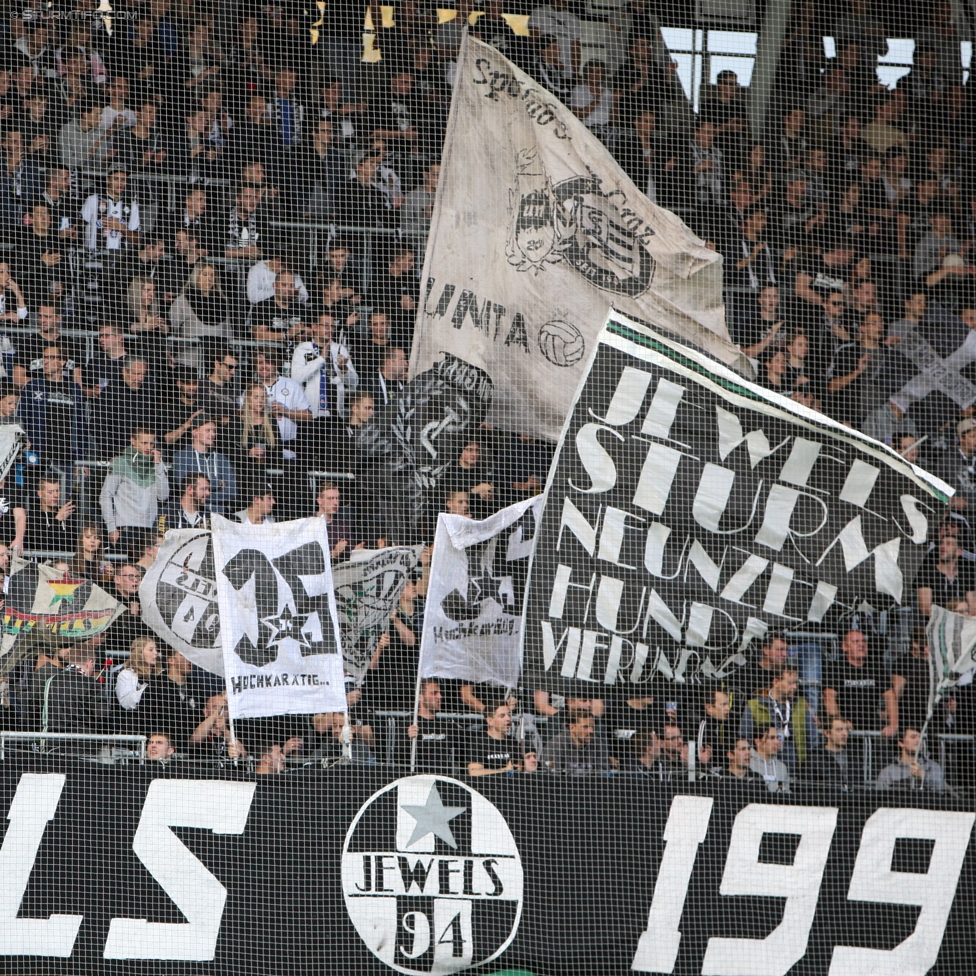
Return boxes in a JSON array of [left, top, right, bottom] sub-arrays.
[[523, 311, 950, 693], [211, 515, 346, 718], [1, 766, 975, 975], [334, 545, 423, 686], [358, 353, 493, 541], [420, 497, 542, 689], [409, 34, 747, 441], [141, 529, 223, 676]]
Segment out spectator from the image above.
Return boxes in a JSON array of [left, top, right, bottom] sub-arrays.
[[24, 475, 76, 553], [401, 679, 458, 772], [224, 185, 267, 262], [291, 313, 358, 426], [94, 356, 155, 459], [252, 347, 312, 458], [235, 481, 276, 525], [740, 665, 818, 776], [171, 415, 236, 515], [545, 709, 611, 773], [233, 384, 284, 477], [69, 524, 113, 584], [60, 97, 116, 172], [190, 692, 244, 759], [40, 645, 111, 735], [877, 727, 945, 792], [313, 481, 357, 559], [81, 165, 140, 252], [13, 303, 83, 389], [161, 368, 203, 454], [81, 323, 128, 399], [140, 648, 203, 751], [466, 701, 515, 776], [892, 630, 935, 739], [197, 348, 239, 431], [168, 262, 232, 369], [145, 731, 176, 762], [723, 736, 763, 785], [802, 715, 852, 791], [367, 571, 422, 710], [695, 687, 731, 774], [115, 635, 162, 713], [252, 270, 306, 342], [916, 520, 976, 617], [0, 129, 40, 229], [360, 347, 408, 409], [823, 629, 897, 741], [938, 418, 976, 514], [750, 723, 790, 793], [733, 631, 789, 702], [99, 426, 169, 551], [20, 344, 92, 472], [164, 473, 211, 530]]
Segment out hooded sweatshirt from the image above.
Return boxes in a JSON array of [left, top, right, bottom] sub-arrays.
[[99, 447, 169, 532]]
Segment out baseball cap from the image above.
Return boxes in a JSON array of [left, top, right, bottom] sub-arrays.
[[190, 412, 214, 430], [957, 418, 976, 435]]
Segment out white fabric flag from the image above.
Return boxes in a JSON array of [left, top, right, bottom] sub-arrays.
[[140, 529, 224, 676], [409, 33, 748, 441], [419, 496, 542, 688], [210, 515, 346, 719], [926, 605, 976, 718]]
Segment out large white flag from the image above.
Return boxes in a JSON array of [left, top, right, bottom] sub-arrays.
[[419, 496, 542, 688], [210, 515, 346, 719], [409, 33, 747, 441]]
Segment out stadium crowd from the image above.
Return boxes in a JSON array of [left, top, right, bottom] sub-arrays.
[[0, 0, 971, 786]]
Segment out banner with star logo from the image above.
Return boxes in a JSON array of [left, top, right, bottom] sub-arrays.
[[210, 515, 347, 719], [419, 496, 543, 691]]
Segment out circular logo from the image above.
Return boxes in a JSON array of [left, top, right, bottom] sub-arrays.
[[538, 319, 585, 367], [342, 775, 523, 975], [152, 532, 222, 669], [552, 176, 656, 296]]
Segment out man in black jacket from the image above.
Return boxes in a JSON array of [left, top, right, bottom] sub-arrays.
[[802, 715, 853, 792], [41, 646, 112, 739]]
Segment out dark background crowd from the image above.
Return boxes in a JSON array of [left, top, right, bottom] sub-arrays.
[[0, 0, 971, 784]]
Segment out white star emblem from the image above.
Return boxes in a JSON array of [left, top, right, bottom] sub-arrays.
[[401, 785, 465, 850]]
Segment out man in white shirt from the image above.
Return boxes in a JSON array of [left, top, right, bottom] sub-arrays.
[[246, 256, 309, 304], [290, 313, 358, 421], [252, 346, 312, 460], [81, 165, 139, 251]]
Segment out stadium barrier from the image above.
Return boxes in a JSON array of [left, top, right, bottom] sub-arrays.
[[0, 763, 970, 974]]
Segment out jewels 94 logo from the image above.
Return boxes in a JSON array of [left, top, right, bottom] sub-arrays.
[[342, 776, 523, 974]]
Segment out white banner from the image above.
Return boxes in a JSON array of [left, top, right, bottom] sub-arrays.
[[419, 496, 542, 688], [140, 529, 224, 676], [410, 34, 747, 441], [210, 515, 346, 719]]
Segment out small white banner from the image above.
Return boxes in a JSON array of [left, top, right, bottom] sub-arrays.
[[419, 496, 542, 689], [210, 514, 347, 719]]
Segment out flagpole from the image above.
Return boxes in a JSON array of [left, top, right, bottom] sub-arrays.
[[409, 664, 423, 773]]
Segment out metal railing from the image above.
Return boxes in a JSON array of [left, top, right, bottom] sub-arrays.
[[0, 732, 146, 760]]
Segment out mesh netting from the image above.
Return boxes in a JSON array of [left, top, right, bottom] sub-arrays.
[[0, 0, 973, 973]]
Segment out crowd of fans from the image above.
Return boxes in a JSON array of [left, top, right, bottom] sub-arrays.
[[0, 0, 971, 783]]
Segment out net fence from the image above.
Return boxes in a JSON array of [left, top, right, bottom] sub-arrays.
[[0, 0, 972, 972]]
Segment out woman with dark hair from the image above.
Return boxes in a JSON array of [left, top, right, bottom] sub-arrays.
[[168, 261, 232, 369], [70, 524, 113, 584], [759, 347, 794, 393]]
